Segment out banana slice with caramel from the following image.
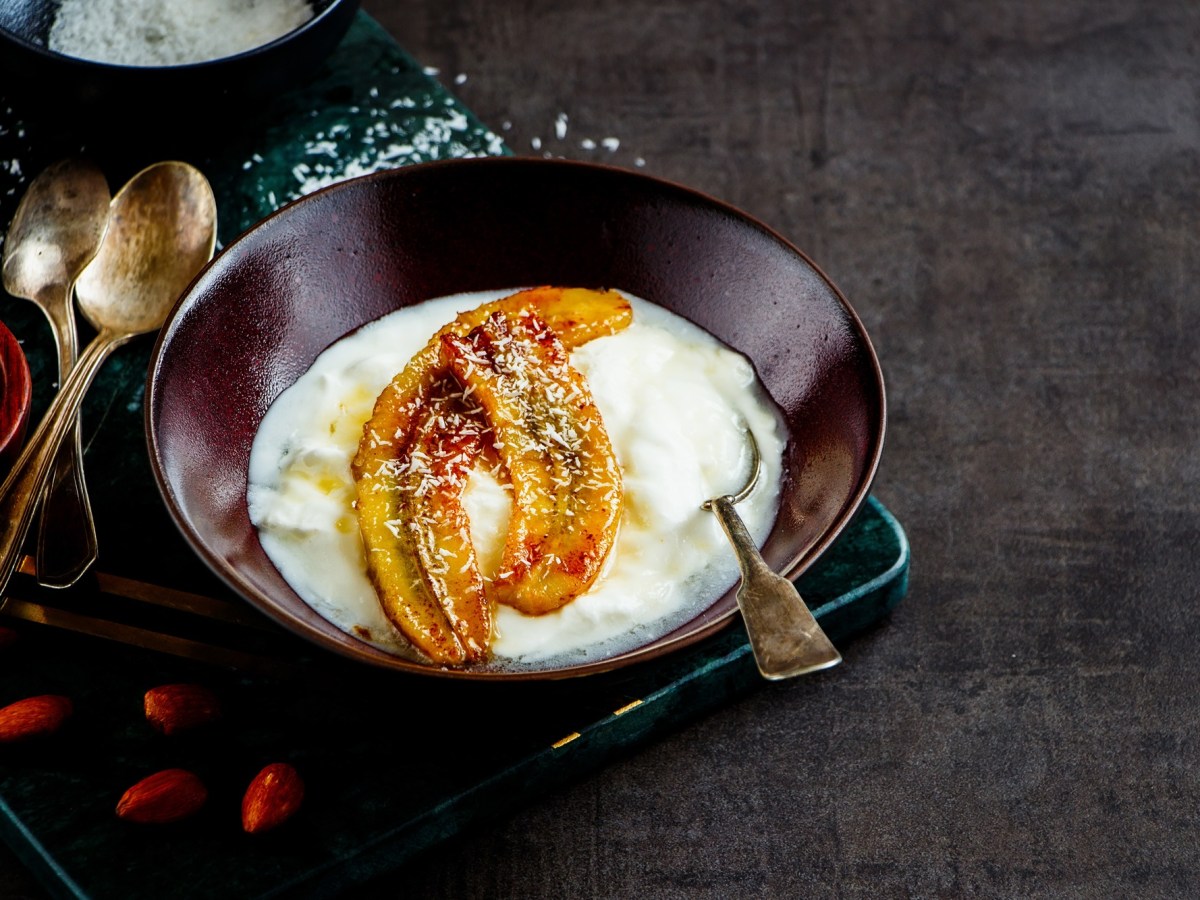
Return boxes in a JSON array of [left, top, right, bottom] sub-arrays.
[[358, 389, 488, 665], [442, 309, 623, 615], [354, 286, 630, 488], [403, 392, 492, 661], [353, 287, 631, 662]]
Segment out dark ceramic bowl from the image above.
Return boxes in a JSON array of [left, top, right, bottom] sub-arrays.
[[146, 157, 886, 680], [0, 0, 359, 122], [0, 318, 32, 472]]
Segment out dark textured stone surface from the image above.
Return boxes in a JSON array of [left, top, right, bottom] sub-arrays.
[[346, 1, 1198, 897], [1, 0, 1196, 896]]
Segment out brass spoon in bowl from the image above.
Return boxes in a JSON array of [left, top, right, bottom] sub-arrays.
[[2, 158, 110, 588], [0, 161, 217, 597], [703, 427, 842, 679]]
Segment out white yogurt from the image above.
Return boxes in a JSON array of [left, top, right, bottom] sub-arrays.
[[247, 289, 786, 668]]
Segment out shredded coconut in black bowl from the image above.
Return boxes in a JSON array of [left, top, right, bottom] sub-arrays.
[[0, 0, 359, 129], [49, 0, 316, 67]]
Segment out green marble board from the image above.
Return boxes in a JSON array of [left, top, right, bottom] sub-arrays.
[[0, 14, 909, 899]]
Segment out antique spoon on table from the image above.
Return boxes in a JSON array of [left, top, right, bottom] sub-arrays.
[[703, 428, 842, 679], [0, 160, 217, 598], [2, 158, 111, 588]]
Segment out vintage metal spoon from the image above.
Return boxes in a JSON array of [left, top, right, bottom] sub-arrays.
[[2, 158, 110, 588], [703, 428, 842, 679], [0, 161, 217, 598]]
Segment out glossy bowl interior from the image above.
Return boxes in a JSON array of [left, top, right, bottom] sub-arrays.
[[147, 157, 885, 680], [0, 318, 32, 472], [0, 0, 359, 123]]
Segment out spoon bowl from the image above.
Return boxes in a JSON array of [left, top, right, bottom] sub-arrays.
[[2, 157, 110, 587], [75, 162, 217, 337], [0, 161, 217, 597], [2, 158, 110, 304]]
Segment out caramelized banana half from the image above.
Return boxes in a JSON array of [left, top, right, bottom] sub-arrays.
[[442, 310, 623, 615], [353, 286, 630, 486], [353, 287, 631, 662], [357, 390, 488, 665]]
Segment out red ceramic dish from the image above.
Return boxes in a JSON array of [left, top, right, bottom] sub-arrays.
[[0, 319, 32, 472], [146, 157, 886, 680]]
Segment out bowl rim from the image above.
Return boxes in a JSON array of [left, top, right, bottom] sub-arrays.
[[145, 155, 887, 681], [0, 318, 32, 464], [0, 0, 357, 72]]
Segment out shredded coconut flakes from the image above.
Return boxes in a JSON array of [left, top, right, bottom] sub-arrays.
[[49, 0, 315, 66]]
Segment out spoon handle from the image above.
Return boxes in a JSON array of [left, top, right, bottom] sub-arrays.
[[35, 288, 98, 588], [0, 332, 120, 597], [36, 431, 98, 587], [707, 495, 842, 679]]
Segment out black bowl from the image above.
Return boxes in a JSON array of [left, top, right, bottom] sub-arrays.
[[0, 0, 359, 124]]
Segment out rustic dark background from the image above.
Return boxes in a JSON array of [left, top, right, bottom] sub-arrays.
[[4, 0, 1199, 896]]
